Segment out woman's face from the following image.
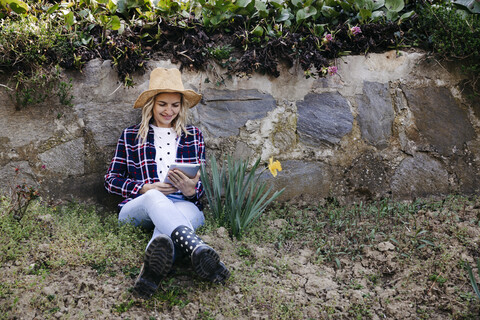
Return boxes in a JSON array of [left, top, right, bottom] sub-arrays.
[[152, 92, 182, 128]]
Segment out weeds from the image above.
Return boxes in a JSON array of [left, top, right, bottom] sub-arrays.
[[1, 195, 479, 318], [465, 258, 480, 300]]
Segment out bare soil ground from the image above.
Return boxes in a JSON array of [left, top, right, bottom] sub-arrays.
[[1, 196, 480, 319]]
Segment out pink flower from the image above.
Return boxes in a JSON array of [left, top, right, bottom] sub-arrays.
[[42, 165, 46, 169], [323, 33, 333, 42], [350, 26, 362, 36], [328, 66, 338, 76]]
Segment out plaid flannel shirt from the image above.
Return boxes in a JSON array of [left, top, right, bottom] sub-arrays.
[[104, 124, 205, 211]]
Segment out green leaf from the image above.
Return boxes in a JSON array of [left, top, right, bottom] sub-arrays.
[[107, 0, 117, 14], [276, 8, 291, 22], [78, 9, 89, 19], [117, 0, 127, 14], [359, 8, 372, 21], [46, 3, 59, 15], [321, 5, 338, 18], [251, 24, 264, 36], [385, 0, 404, 12], [109, 15, 121, 30], [324, 0, 338, 6], [386, 9, 398, 20], [7, 0, 29, 14], [363, 0, 375, 11], [302, 6, 317, 19], [453, 0, 480, 13], [339, 1, 353, 12], [296, 8, 306, 22], [372, 0, 385, 10], [65, 11, 74, 27], [236, 0, 251, 7], [254, 0, 267, 12], [371, 9, 385, 21], [466, 261, 480, 299], [270, 0, 284, 9], [398, 10, 414, 23], [313, 24, 325, 36], [292, 0, 303, 7]]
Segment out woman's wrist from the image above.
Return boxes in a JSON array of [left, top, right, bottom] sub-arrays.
[[183, 189, 196, 199], [139, 183, 151, 194]]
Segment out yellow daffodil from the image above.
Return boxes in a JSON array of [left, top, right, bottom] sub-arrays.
[[268, 157, 282, 177]]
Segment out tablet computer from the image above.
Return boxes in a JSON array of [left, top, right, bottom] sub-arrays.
[[163, 163, 201, 184]]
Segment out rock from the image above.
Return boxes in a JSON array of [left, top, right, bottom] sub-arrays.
[[326, 290, 340, 301], [403, 86, 476, 156], [261, 160, 332, 201], [349, 290, 365, 304], [38, 138, 85, 175], [37, 214, 53, 222], [0, 161, 38, 191], [270, 219, 287, 229], [38, 244, 50, 252], [196, 89, 276, 137], [304, 274, 339, 294], [71, 59, 143, 149], [377, 241, 395, 252], [181, 303, 199, 319], [385, 301, 413, 318], [297, 92, 354, 146], [216, 227, 229, 239], [391, 153, 450, 197], [0, 99, 57, 148], [356, 81, 394, 149]]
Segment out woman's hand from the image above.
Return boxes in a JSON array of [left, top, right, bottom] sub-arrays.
[[140, 182, 178, 195], [167, 169, 200, 198]]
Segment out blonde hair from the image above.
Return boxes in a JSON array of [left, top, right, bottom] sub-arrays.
[[137, 93, 190, 144]]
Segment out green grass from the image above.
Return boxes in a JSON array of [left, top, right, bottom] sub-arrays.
[[1, 194, 480, 318], [0, 197, 147, 274]]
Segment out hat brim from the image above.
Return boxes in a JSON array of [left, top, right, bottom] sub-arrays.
[[133, 89, 202, 109]]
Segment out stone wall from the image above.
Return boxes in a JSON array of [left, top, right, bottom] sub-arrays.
[[1, 50, 479, 208]]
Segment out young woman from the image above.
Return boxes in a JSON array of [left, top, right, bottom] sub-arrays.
[[104, 68, 230, 298]]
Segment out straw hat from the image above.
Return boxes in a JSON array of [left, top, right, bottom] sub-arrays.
[[133, 68, 202, 109]]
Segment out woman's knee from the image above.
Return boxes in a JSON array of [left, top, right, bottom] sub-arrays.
[[174, 201, 205, 229], [141, 189, 168, 205]]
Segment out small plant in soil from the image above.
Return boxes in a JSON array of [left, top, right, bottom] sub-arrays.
[[465, 258, 480, 300]]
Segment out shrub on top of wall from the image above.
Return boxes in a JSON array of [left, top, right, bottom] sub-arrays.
[[0, 0, 478, 107], [414, 1, 480, 94]]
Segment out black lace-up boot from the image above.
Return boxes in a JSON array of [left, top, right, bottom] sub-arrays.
[[171, 225, 230, 284], [133, 234, 174, 298]]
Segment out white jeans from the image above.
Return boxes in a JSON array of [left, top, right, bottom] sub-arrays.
[[119, 189, 205, 249]]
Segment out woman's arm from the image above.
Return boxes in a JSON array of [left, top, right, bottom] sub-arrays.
[[104, 130, 144, 198]]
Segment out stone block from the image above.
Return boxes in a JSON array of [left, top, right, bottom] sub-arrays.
[[196, 89, 276, 137], [0, 103, 57, 148], [297, 92, 353, 146], [403, 86, 476, 156], [39, 138, 85, 176], [74, 102, 140, 149], [356, 81, 394, 149], [0, 161, 38, 190], [261, 160, 331, 201], [391, 153, 449, 198]]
